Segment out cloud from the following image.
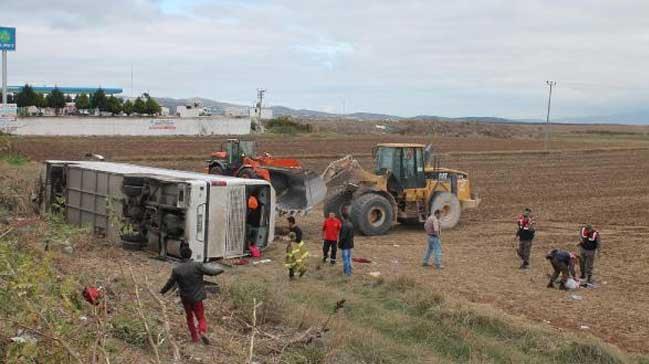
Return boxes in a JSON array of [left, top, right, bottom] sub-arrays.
[[2, 0, 649, 119]]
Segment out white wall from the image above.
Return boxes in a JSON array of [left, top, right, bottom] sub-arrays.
[[0, 117, 251, 136]]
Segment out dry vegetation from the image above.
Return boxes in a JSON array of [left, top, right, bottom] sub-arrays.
[[3, 122, 649, 363]]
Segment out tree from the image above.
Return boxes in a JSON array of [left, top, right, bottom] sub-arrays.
[[133, 97, 146, 115], [144, 95, 161, 115], [65, 95, 73, 103], [90, 88, 108, 112], [0, 92, 13, 103], [106, 96, 123, 115], [14, 84, 39, 107], [122, 99, 134, 115], [75, 93, 90, 111], [46, 87, 66, 113], [36, 93, 48, 109]]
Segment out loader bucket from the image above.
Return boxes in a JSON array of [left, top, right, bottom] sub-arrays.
[[267, 168, 327, 215]]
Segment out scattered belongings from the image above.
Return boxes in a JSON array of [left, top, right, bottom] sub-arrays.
[[352, 257, 372, 263], [252, 259, 272, 265], [368, 272, 381, 277], [569, 294, 583, 301], [579, 325, 590, 330], [232, 259, 250, 265], [565, 278, 579, 290], [82, 286, 103, 305]]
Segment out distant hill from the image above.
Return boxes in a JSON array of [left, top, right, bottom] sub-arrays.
[[557, 110, 649, 125], [155, 96, 515, 123]]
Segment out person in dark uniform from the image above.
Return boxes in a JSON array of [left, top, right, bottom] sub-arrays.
[[545, 249, 578, 290], [287, 216, 303, 243], [516, 208, 535, 269], [578, 224, 601, 284]]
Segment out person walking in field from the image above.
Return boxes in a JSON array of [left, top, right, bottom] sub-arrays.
[[516, 208, 536, 270], [545, 249, 578, 290], [160, 246, 224, 345], [422, 209, 443, 269], [285, 232, 308, 280], [578, 224, 601, 284], [338, 211, 355, 276], [322, 212, 342, 265]]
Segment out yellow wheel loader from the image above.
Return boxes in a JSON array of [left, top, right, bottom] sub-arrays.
[[321, 143, 480, 235]]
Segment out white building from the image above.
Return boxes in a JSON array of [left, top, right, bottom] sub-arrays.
[[176, 104, 203, 118]]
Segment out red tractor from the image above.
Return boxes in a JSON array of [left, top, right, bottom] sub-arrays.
[[206, 139, 325, 214]]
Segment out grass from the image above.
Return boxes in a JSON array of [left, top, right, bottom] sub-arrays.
[[223, 271, 645, 364]]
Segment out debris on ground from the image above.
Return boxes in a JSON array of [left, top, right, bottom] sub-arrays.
[[580, 325, 590, 330], [352, 257, 372, 263], [569, 295, 583, 301], [252, 259, 272, 265], [368, 272, 381, 277]]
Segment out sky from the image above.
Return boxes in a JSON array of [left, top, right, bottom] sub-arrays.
[[2, 0, 649, 119]]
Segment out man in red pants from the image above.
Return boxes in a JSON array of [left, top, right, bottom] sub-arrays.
[[160, 246, 223, 344]]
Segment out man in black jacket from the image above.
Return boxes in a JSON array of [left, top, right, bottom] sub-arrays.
[[545, 249, 577, 290], [287, 216, 303, 243], [160, 246, 224, 344], [338, 212, 355, 276]]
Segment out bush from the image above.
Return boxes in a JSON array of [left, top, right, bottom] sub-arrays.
[[227, 279, 285, 325], [265, 116, 313, 135]]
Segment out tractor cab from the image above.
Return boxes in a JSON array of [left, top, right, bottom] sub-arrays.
[[374, 144, 427, 190]]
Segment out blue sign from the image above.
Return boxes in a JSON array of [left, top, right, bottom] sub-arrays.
[[0, 27, 16, 51]]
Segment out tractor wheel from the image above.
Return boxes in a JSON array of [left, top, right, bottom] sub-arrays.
[[350, 193, 394, 236], [430, 192, 461, 229], [238, 168, 257, 179], [323, 190, 352, 218], [209, 165, 225, 175]]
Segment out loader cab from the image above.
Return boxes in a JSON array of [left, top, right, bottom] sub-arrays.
[[223, 139, 256, 165], [374, 144, 426, 190]]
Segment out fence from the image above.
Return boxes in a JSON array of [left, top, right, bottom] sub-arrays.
[[0, 116, 251, 136]]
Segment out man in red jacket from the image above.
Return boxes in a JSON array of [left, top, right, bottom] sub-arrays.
[[322, 212, 342, 264]]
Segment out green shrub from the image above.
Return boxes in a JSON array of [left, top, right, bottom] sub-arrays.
[[228, 279, 285, 324], [265, 116, 312, 135]]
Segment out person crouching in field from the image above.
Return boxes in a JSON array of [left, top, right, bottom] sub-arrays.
[[516, 208, 535, 270], [422, 210, 443, 270], [285, 232, 308, 280], [160, 246, 224, 344], [545, 249, 579, 290]]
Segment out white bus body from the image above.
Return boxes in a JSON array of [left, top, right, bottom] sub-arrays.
[[40, 161, 275, 261]]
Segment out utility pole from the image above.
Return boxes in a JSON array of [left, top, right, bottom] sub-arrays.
[[1, 50, 6, 107], [253, 88, 266, 133], [545, 80, 557, 151]]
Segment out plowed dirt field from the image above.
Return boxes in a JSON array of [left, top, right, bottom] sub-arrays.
[[11, 133, 649, 352]]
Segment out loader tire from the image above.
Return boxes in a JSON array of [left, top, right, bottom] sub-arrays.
[[323, 190, 352, 218], [350, 193, 394, 236], [209, 165, 225, 175], [430, 192, 461, 229]]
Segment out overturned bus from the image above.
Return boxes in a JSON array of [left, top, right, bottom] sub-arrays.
[[39, 161, 275, 261]]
